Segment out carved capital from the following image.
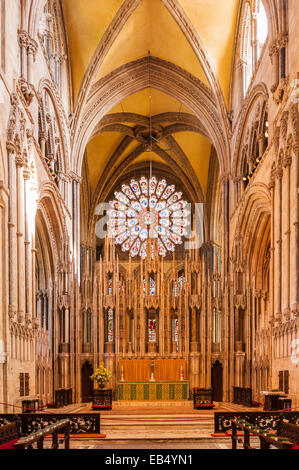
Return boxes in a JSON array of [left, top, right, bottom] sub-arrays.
[[70, 171, 82, 184], [290, 103, 299, 137], [272, 78, 289, 105], [15, 155, 24, 167], [18, 78, 35, 106], [17, 29, 28, 48], [269, 40, 279, 61], [283, 154, 292, 167], [6, 141, 16, 155], [8, 305, 16, 320], [32, 318, 40, 329], [25, 313, 32, 327], [276, 167, 283, 180], [17, 311, 24, 324], [23, 166, 31, 180], [277, 33, 288, 49]]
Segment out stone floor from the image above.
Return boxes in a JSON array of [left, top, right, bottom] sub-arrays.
[[45, 401, 264, 449]]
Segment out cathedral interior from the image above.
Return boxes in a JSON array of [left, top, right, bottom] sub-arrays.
[[0, 0, 298, 441]]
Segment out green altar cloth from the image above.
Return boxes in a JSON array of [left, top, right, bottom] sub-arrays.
[[117, 381, 189, 401]]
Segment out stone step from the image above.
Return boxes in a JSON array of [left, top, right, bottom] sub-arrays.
[[101, 427, 214, 439], [101, 415, 213, 434]]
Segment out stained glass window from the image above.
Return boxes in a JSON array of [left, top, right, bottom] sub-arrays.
[[107, 308, 114, 343], [143, 277, 155, 295], [108, 278, 112, 295], [174, 276, 185, 297], [172, 318, 179, 347], [148, 318, 156, 342], [108, 176, 190, 258]]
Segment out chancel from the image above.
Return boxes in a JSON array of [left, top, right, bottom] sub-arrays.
[[0, 0, 298, 451]]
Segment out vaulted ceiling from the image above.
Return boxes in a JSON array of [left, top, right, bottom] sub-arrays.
[[62, 0, 240, 203]]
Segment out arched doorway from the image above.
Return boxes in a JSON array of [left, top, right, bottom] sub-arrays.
[[81, 361, 93, 402], [211, 360, 223, 401]]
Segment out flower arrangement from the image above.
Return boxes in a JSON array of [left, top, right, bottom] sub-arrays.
[[90, 362, 112, 388]]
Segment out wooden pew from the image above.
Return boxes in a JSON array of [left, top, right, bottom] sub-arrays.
[[231, 418, 299, 449]]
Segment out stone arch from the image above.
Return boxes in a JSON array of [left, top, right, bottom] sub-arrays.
[[72, 57, 228, 179], [235, 183, 270, 247], [232, 82, 269, 178], [91, 140, 205, 211], [37, 182, 66, 257], [27, 0, 47, 38], [70, 0, 230, 151], [38, 79, 70, 173]]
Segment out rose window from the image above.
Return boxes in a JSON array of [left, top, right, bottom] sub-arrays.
[[108, 176, 189, 258]]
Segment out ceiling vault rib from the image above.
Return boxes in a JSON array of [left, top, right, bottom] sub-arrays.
[[160, 0, 230, 154], [90, 141, 147, 215], [89, 134, 134, 216], [71, 0, 143, 143], [162, 135, 205, 203], [90, 133, 203, 219], [74, 56, 227, 176], [151, 141, 202, 202], [95, 124, 136, 138]]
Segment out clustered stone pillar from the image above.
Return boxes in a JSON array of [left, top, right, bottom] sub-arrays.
[[23, 167, 32, 326], [269, 40, 280, 92], [0, 184, 8, 412], [7, 144, 17, 321], [275, 160, 283, 321], [16, 155, 25, 324], [17, 29, 37, 83], [283, 150, 292, 319], [292, 139, 299, 317]]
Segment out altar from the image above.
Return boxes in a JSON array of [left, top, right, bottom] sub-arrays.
[[118, 381, 189, 401], [117, 359, 189, 401]]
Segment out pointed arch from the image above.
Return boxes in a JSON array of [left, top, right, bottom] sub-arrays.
[[72, 57, 228, 180]]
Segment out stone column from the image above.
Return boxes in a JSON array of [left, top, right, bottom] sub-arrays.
[[283, 152, 292, 319], [7, 146, 17, 319], [0, 184, 8, 412], [16, 156, 25, 324], [292, 141, 299, 316], [17, 30, 28, 79], [39, 131, 46, 157], [268, 165, 275, 318], [275, 163, 283, 320], [237, 58, 247, 102], [23, 168, 32, 325], [269, 40, 279, 91], [251, 13, 258, 69], [221, 177, 230, 401], [27, 39, 37, 84], [206, 268, 212, 387], [268, 165, 275, 389]]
